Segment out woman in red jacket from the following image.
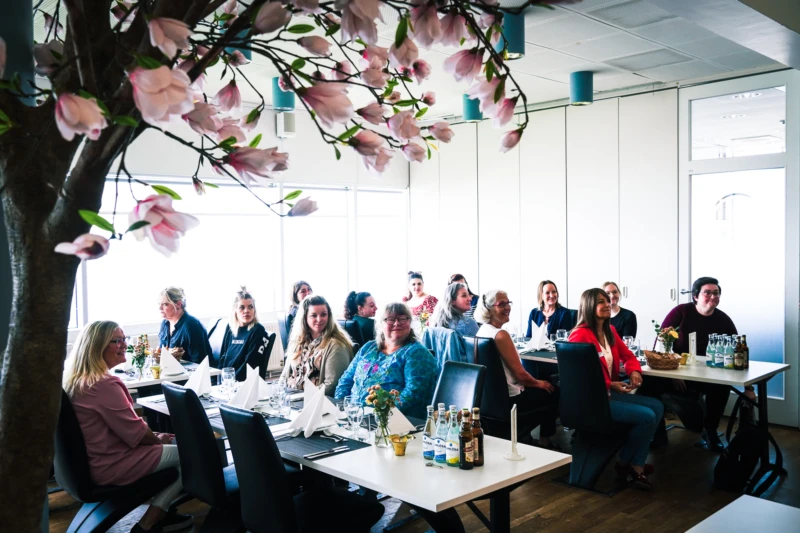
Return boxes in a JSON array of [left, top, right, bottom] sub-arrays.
[[568, 288, 664, 489]]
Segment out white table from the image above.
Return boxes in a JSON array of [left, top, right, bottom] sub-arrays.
[[687, 495, 800, 532], [138, 391, 571, 533], [113, 362, 221, 389]]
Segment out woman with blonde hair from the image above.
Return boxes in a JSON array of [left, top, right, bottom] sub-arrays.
[[281, 295, 353, 395], [603, 281, 638, 338], [64, 321, 191, 533], [157, 286, 212, 364], [217, 287, 271, 380], [431, 282, 480, 336]]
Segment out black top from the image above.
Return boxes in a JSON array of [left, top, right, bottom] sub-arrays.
[[353, 315, 376, 344], [218, 323, 271, 381], [158, 312, 212, 364], [610, 307, 637, 338], [526, 306, 577, 338], [285, 306, 298, 339]]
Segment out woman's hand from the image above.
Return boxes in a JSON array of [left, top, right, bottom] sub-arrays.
[[629, 371, 643, 389], [155, 432, 174, 444], [672, 379, 687, 392], [533, 379, 555, 393], [610, 381, 632, 394]]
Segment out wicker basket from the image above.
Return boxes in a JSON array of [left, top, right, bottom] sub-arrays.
[[643, 350, 681, 370]]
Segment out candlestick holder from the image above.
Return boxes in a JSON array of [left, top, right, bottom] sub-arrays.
[[503, 404, 525, 461]]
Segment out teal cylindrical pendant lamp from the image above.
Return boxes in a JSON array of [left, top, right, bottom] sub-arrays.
[[463, 95, 483, 122], [495, 11, 525, 60], [570, 71, 594, 106], [272, 77, 296, 111], [225, 30, 252, 61]]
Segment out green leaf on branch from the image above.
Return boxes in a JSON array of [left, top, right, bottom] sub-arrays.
[[485, 26, 494, 44], [427, 145, 431, 160], [218, 13, 235, 22], [0, 109, 10, 124], [338, 124, 362, 141], [494, 78, 506, 104], [398, 75, 413, 83], [334, 146, 341, 160], [249, 133, 262, 148], [246, 108, 260, 124], [325, 23, 341, 36], [394, 99, 416, 107], [355, 38, 367, 46], [460, 37, 466, 46], [486, 61, 495, 82], [0, 124, 11, 136], [287, 24, 315, 34], [78, 210, 116, 233], [291, 58, 306, 71], [204, 182, 219, 189], [395, 17, 408, 49], [135, 55, 163, 69], [125, 221, 151, 233], [111, 115, 139, 127], [392, 107, 400, 114], [218, 136, 238, 149], [152, 185, 182, 200], [415, 107, 428, 119], [294, 70, 314, 84], [283, 190, 303, 201]]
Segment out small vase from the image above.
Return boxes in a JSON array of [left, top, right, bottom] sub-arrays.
[[136, 367, 144, 380], [658, 340, 673, 354], [374, 423, 391, 448]]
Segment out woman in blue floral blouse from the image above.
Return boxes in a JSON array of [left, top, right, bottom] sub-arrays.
[[335, 302, 437, 419]]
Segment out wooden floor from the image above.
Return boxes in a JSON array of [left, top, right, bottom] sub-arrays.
[[48, 413, 800, 533]]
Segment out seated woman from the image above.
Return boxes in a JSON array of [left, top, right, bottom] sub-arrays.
[[449, 273, 479, 319], [526, 280, 576, 339], [216, 287, 271, 381], [431, 282, 480, 337], [603, 281, 638, 338], [157, 286, 212, 364], [475, 290, 559, 448], [568, 288, 664, 490], [281, 295, 353, 396], [335, 303, 437, 420], [402, 271, 438, 323], [64, 321, 192, 533], [343, 291, 377, 344], [285, 280, 312, 340]]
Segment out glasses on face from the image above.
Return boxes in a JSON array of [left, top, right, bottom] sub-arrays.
[[384, 316, 411, 325], [109, 337, 128, 347], [492, 301, 513, 308], [701, 291, 721, 298]]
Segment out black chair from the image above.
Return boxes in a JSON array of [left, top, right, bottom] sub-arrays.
[[337, 318, 364, 346], [431, 361, 486, 411], [161, 382, 243, 532], [554, 341, 631, 495], [219, 404, 385, 533], [54, 391, 179, 533], [259, 331, 277, 379], [208, 318, 226, 365]]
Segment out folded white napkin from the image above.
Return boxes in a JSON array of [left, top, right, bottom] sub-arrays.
[[244, 365, 272, 400], [387, 407, 415, 435], [288, 383, 339, 438], [228, 367, 259, 410], [160, 351, 186, 376], [184, 356, 212, 396], [526, 322, 548, 351]]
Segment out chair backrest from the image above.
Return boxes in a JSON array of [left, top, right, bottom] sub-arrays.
[[463, 336, 511, 422], [555, 341, 614, 434], [277, 312, 290, 351], [207, 318, 226, 363], [431, 361, 486, 411], [161, 382, 229, 507], [219, 404, 297, 533], [421, 327, 468, 376], [337, 319, 364, 346], [54, 390, 96, 502], [259, 332, 277, 379]]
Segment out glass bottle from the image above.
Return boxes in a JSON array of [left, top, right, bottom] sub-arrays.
[[742, 335, 749, 370], [422, 405, 435, 460], [706, 334, 717, 367], [445, 406, 460, 467], [734, 335, 745, 370], [433, 403, 448, 464], [724, 335, 735, 369], [459, 409, 474, 470], [471, 407, 485, 467], [715, 335, 726, 368]]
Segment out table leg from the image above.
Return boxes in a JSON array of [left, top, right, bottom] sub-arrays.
[[409, 506, 465, 533], [746, 380, 788, 497], [490, 489, 511, 533]]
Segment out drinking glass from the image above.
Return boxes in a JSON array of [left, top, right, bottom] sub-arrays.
[[222, 367, 236, 397], [278, 394, 292, 418], [347, 405, 363, 439], [556, 329, 568, 342], [549, 333, 557, 344]]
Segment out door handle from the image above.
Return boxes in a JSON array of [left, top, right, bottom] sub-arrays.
[[670, 289, 675, 301], [680, 289, 692, 295], [622, 286, 628, 298]]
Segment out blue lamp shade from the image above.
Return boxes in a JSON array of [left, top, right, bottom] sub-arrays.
[[272, 77, 296, 111], [494, 12, 525, 59], [463, 95, 483, 122], [570, 71, 594, 106], [225, 30, 252, 61]]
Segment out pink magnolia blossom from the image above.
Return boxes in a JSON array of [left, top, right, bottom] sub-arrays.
[[44, 12, 63, 36], [356, 103, 386, 125], [0, 38, 5, 79], [129, 194, 200, 257], [325, 13, 341, 25], [410, 1, 443, 48], [148, 18, 192, 58], [298, 83, 353, 129], [33, 40, 63, 76], [387, 110, 420, 142], [440, 11, 470, 47], [389, 37, 419, 68], [177, 58, 206, 91], [360, 68, 390, 89], [55, 93, 108, 141], [223, 0, 239, 20], [298, 36, 331, 56], [493, 97, 517, 127], [182, 102, 222, 135], [429, 122, 454, 143], [466, 76, 504, 116], [254, 2, 291, 34], [54, 234, 109, 261], [385, 91, 401, 104], [192, 176, 206, 196], [228, 50, 250, 67], [401, 142, 426, 162], [331, 61, 352, 81], [240, 109, 261, 131], [421, 92, 436, 106], [294, 0, 322, 13], [338, 0, 382, 45], [111, 1, 136, 23], [443, 49, 483, 82], [362, 147, 393, 175], [480, 14, 501, 46], [216, 117, 246, 143], [349, 130, 384, 156], [195, 45, 210, 57], [288, 197, 319, 217], [277, 75, 294, 92], [227, 146, 289, 185], [410, 59, 431, 84], [499, 128, 522, 153], [129, 66, 195, 126], [214, 80, 242, 112], [361, 45, 389, 69]]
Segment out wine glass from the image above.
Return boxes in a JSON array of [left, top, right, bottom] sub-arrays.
[[222, 367, 236, 397]]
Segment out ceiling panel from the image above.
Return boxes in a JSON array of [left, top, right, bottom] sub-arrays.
[[708, 50, 780, 70], [674, 37, 752, 60], [586, 0, 677, 29], [632, 19, 719, 46], [560, 32, 660, 61], [525, 14, 617, 48], [606, 48, 692, 71], [511, 47, 599, 75], [562, 0, 631, 13], [592, 71, 653, 91], [522, 4, 572, 27], [636, 60, 730, 82]]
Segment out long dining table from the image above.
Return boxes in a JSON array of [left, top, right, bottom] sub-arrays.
[[138, 388, 571, 533], [112, 360, 221, 390]]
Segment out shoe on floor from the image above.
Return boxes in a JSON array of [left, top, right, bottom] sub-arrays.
[[703, 429, 725, 453], [158, 512, 193, 533]]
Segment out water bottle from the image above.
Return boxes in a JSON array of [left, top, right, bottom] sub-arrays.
[[724, 335, 735, 369], [715, 335, 726, 368], [433, 403, 448, 464], [706, 334, 716, 367], [422, 405, 435, 460], [445, 406, 460, 467]]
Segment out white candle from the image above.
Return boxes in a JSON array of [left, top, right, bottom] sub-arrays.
[[511, 404, 517, 454]]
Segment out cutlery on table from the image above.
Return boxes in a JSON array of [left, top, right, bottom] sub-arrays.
[[425, 462, 443, 469], [304, 446, 349, 460]]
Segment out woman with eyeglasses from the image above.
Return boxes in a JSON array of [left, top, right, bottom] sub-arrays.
[[157, 286, 212, 364], [448, 273, 479, 319], [63, 321, 192, 533], [642, 276, 738, 452], [216, 287, 271, 381], [525, 280, 577, 339], [475, 290, 559, 449], [335, 302, 436, 419], [402, 272, 438, 324]]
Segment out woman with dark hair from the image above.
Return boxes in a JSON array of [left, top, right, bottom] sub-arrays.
[[343, 291, 377, 343], [603, 281, 638, 338], [525, 280, 576, 338], [568, 288, 663, 490], [431, 282, 479, 336], [449, 273, 479, 319], [335, 302, 436, 419], [216, 287, 271, 381], [285, 280, 312, 338], [402, 271, 437, 323]]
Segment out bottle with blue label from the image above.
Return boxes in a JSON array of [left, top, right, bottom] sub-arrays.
[[433, 403, 448, 464], [445, 405, 460, 467], [715, 335, 726, 368], [724, 335, 736, 369], [706, 334, 717, 367], [422, 405, 435, 460]]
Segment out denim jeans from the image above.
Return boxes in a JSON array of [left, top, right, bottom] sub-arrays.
[[609, 392, 664, 467]]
